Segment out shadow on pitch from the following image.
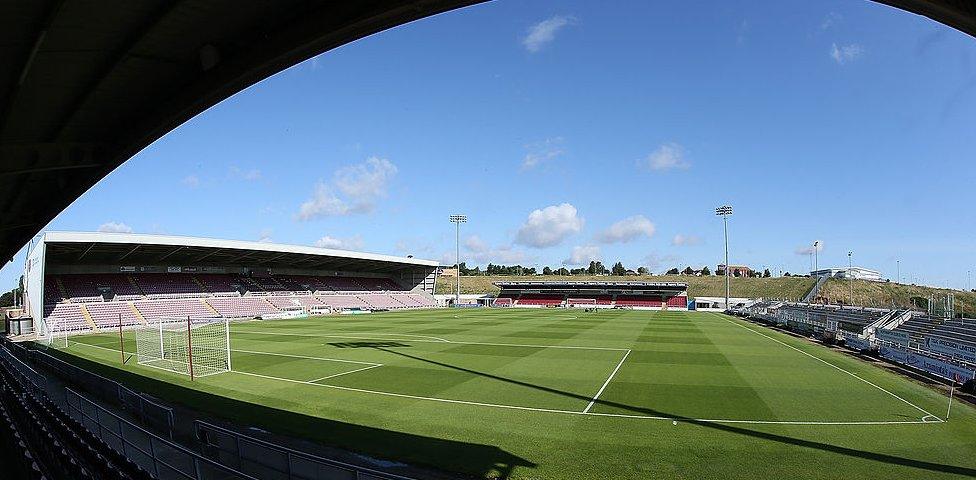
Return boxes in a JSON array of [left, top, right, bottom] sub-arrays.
[[376, 347, 976, 477], [328, 341, 410, 349], [37, 346, 536, 480]]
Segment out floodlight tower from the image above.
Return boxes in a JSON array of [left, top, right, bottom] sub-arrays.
[[715, 205, 733, 310], [848, 251, 854, 306], [813, 241, 820, 273], [449, 214, 467, 307]]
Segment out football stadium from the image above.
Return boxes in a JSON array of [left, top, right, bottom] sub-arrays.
[[2, 1, 976, 480]]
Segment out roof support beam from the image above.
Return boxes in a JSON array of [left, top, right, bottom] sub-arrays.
[[193, 248, 222, 263], [77, 242, 96, 261], [117, 245, 141, 261], [157, 246, 184, 262]]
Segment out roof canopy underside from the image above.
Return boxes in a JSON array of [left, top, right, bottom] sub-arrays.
[[42, 233, 437, 274]]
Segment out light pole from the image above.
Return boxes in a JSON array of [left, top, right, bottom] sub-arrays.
[[848, 251, 854, 306], [813, 241, 819, 274], [897, 260, 900, 284], [449, 214, 467, 307], [715, 205, 733, 310]]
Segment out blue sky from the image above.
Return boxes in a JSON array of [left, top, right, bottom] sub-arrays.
[[3, 0, 976, 290]]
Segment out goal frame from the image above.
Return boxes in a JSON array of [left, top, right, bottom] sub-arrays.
[[134, 317, 232, 380]]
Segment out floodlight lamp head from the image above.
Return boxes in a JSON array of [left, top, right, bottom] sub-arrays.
[[449, 214, 467, 223], [715, 205, 733, 216]]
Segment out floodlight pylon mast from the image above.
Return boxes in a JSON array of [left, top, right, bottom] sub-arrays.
[[449, 214, 467, 307], [715, 205, 733, 310]]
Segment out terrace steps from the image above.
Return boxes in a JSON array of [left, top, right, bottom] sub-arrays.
[[79, 304, 97, 330], [201, 298, 221, 316], [127, 303, 146, 325]]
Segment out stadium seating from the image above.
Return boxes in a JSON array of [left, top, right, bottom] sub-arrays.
[[43, 303, 88, 331], [85, 301, 142, 327], [42, 273, 433, 329], [316, 294, 371, 310], [615, 296, 663, 307], [135, 299, 219, 320], [205, 297, 278, 317], [516, 294, 565, 306]]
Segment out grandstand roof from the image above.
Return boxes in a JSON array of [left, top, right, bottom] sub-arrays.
[[39, 231, 438, 273], [1, 1, 973, 263]]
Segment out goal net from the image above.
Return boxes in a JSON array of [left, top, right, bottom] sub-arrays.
[[135, 317, 231, 378], [38, 319, 68, 349]]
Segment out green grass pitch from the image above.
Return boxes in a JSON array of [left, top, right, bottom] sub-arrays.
[[53, 309, 976, 479]]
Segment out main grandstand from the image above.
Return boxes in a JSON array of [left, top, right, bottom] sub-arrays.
[[23, 232, 439, 336], [493, 281, 688, 309]]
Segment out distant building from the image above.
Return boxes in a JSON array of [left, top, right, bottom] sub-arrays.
[[717, 264, 753, 277], [810, 267, 882, 281]]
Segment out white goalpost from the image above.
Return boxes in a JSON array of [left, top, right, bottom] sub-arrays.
[[39, 319, 68, 349], [134, 317, 231, 380]]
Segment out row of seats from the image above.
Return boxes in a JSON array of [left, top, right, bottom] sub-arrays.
[[45, 273, 407, 303], [0, 350, 153, 480], [44, 292, 438, 331]]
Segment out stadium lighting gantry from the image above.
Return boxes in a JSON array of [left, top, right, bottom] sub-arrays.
[[449, 214, 467, 307], [715, 205, 733, 310]]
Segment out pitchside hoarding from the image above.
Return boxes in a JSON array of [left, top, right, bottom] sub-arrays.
[[880, 346, 976, 382], [875, 328, 910, 346], [844, 336, 872, 351], [924, 337, 976, 364]]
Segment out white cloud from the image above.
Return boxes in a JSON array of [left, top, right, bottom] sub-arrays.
[[641, 252, 680, 271], [830, 43, 864, 64], [230, 166, 262, 181], [296, 157, 397, 220], [821, 12, 842, 31], [640, 143, 690, 171], [258, 229, 273, 243], [671, 234, 702, 246], [314, 235, 365, 251], [596, 215, 656, 244], [98, 221, 133, 234], [563, 245, 601, 266], [182, 175, 200, 188], [464, 235, 489, 253], [523, 15, 577, 53], [795, 240, 825, 255], [470, 245, 529, 265], [515, 203, 583, 248], [521, 137, 564, 170]]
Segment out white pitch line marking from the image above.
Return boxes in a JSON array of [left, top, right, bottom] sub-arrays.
[[230, 370, 940, 426], [583, 349, 631, 413], [239, 331, 450, 343], [308, 364, 382, 383], [715, 314, 943, 421]]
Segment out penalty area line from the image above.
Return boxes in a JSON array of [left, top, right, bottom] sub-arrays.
[[308, 364, 383, 383], [583, 349, 631, 413]]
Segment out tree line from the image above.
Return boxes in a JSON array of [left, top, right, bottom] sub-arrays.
[[449, 263, 775, 278]]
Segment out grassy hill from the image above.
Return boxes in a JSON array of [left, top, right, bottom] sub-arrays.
[[819, 278, 976, 315], [435, 274, 816, 300], [436, 275, 976, 315]]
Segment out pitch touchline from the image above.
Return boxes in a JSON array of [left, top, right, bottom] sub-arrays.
[[583, 350, 631, 413], [714, 314, 943, 421], [230, 370, 939, 426], [233, 329, 630, 352]]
